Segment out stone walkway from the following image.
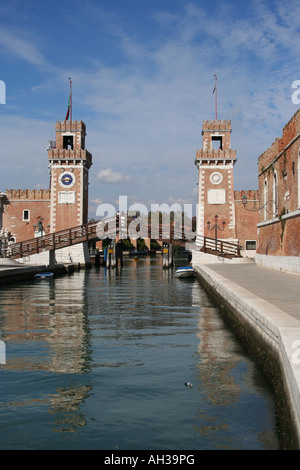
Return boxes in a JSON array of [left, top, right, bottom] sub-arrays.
[[205, 261, 300, 321]]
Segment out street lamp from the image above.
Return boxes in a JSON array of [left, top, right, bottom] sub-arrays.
[[241, 195, 277, 215], [33, 217, 44, 237], [0, 228, 11, 257], [207, 215, 226, 250]]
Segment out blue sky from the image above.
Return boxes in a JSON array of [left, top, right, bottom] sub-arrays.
[[0, 0, 300, 217]]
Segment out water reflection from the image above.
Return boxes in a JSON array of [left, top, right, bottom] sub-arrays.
[[191, 282, 278, 449], [0, 257, 280, 449], [0, 275, 89, 374]]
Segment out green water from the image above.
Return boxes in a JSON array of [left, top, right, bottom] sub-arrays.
[[0, 258, 280, 450]]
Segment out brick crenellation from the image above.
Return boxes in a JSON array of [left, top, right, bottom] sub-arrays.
[[5, 189, 51, 200], [234, 190, 259, 201], [55, 120, 86, 133], [202, 120, 232, 132]]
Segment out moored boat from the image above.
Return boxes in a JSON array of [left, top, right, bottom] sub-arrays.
[[174, 266, 196, 279], [34, 272, 54, 280]]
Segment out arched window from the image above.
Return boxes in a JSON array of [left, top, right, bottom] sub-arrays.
[[264, 179, 268, 220], [273, 171, 278, 216]]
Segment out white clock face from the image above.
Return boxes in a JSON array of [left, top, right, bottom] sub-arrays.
[[59, 171, 76, 188], [210, 172, 223, 185]]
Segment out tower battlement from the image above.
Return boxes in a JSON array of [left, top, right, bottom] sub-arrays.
[[48, 148, 92, 167], [54, 120, 88, 152], [55, 120, 86, 133], [200, 119, 234, 154], [196, 148, 237, 163], [202, 120, 232, 133]]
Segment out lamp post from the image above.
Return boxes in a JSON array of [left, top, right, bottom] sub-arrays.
[[241, 195, 277, 215], [33, 217, 44, 237], [207, 215, 226, 250], [0, 228, 11, 257]]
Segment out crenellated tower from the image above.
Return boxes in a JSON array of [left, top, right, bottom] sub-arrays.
[[195, 119, 237, 245], [48, 120, 92, 233]]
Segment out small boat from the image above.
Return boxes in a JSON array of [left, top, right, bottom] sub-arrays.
[[174, 266, 196, 279], [34, 272, 54, 280]]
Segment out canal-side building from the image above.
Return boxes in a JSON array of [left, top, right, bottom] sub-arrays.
[[194, 119, 259, 257], [0, 120, 92, 265], [256, 109, 300, 273]]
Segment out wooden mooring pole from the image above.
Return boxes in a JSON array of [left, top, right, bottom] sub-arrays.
[[163, 243, 173, 268], [106, 241, 116, 269]]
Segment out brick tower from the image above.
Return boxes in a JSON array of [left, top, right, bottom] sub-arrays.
[[48, 120, 92, 233], [195, 120, 237, 246], [47, 120, 92, 264]]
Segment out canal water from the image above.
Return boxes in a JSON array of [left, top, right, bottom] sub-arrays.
[[0, 257, 280, 450]]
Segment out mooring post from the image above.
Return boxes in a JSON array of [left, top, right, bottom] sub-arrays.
[[49, 249, 55, 268], [106, 242, 116, 268], [111, 240, 116, 268], [168, 244, 173, 267], [163, 243, 172, 268], [106, 245, 111, 268], [163, 243, 168, 268]]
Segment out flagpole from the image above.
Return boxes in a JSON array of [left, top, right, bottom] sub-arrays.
[[69, 77, 72, 122], [214, 75, 217, 120]]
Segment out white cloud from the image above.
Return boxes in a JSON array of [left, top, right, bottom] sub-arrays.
[[97, 168, 132, 185], [0, 27, 46, 66], [90, 198, 104, 205]]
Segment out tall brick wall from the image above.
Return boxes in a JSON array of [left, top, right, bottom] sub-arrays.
[[234, 190, 259, 250], [257, 109, 300, 257]]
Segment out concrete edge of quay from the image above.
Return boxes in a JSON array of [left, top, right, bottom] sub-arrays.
[[0, 262, 86, 285], [194, 262, 300, 450]]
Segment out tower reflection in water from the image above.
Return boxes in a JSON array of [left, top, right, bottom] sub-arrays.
[[0, 273, 91, 434]]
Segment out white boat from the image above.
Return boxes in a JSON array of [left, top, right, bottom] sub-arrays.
[[174, 266, 196, 279], [34, 272, 54, 280]]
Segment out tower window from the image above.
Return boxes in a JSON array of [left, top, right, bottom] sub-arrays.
[[23, 210, 30, 221], [211, 136, 223, 150], [63, 135, 74, 150]]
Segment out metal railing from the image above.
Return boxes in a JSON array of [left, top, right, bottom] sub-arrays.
[[4, 216, 241, 260], [196, 235, 242, 258], [3, 217, 196, 259]]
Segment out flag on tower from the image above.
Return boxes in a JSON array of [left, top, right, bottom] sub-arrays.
[[65, 77, 72, 121], [65, 94, 70, 120], [212, 74, 217, 94]]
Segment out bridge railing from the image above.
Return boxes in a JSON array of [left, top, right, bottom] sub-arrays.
[[4, 216, 236, 260], [3, 221, 99, 259], [196, 235, 242, 257]]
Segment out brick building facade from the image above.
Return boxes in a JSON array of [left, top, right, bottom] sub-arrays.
[[0, 120, 92, 265], [2, 190, 51, 242], [234, 189, 259, 253], [256, 109, 300, 273], [1, 116, 262, 263]]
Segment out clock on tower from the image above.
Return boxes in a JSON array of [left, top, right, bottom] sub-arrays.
[[195, 119, 237, 246], [48, 120, 92, 234]]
